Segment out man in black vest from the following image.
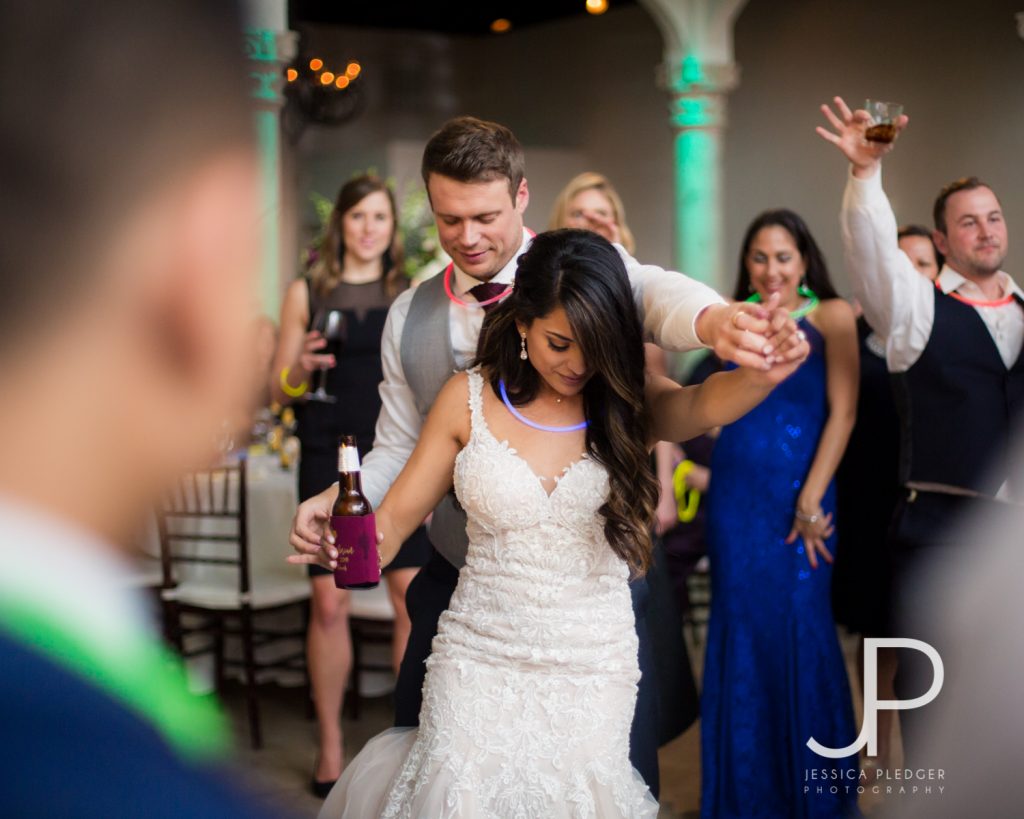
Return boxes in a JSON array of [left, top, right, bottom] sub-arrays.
[[291, 117, 807, 795], [818, 97, 1023, 758]]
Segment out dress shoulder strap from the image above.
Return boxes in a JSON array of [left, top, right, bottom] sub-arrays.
[[465, 368, 485, 430]]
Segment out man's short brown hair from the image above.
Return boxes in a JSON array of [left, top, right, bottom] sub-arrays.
[[0, 0, 251, 351], [933, 177, 998, 233], [421, 116, 525, 201]]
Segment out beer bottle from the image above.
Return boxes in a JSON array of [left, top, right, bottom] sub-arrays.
[[330, 435, 380, 589]]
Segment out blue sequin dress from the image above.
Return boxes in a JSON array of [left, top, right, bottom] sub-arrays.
[[701, 319, 859, 819]]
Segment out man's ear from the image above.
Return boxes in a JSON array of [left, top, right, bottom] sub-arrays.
[[932, 228, 949, 258], [515, 178, 530, 215], [141, 153, 260, 404]]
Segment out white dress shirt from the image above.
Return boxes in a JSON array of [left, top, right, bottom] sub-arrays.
[[0, 496, 156, 659], [359, 226, 725, 507], [840, 167, 1024, 373]]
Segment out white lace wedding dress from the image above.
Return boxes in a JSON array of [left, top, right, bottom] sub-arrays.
[[320, 370, 657, 818]]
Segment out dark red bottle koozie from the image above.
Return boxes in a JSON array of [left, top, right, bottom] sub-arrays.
[[330, 513, 380, 589]]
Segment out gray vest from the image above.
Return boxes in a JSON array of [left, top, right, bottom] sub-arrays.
[[399, 270, 471, 568]]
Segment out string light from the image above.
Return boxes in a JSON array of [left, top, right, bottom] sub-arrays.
[[287, 58, 361, 97], [490, 18, 512, 33], [585, 0, 608, 14]]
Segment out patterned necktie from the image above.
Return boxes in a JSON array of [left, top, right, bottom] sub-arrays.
[[468, 281, 510, 313]]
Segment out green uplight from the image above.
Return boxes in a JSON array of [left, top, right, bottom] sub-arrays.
[[673, 127, 719, 288], [256, 110, 281, 318], [680, 54, 704, 86]]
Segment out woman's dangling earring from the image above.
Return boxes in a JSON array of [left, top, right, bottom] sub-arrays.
[[520, 333, 528, 360]]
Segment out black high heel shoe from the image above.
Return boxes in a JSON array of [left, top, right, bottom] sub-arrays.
[[310, 776, 337, 799]]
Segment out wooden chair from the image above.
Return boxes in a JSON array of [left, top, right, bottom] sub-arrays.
[[123, 553, 165, 628], [157, 455, 310, 749], [684, 556, 712, 650]]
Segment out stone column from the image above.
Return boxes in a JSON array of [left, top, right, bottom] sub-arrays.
[[638, 0, 747, 292], [665, 61, 738, 292], [243, 0, 297, 319]]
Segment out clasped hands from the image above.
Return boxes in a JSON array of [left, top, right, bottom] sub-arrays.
[[697, 292, 810, 378]]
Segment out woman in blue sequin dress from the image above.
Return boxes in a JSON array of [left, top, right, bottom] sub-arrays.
[[701, 210, 861, 818]]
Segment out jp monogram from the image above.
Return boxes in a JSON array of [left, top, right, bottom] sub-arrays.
[[807, 638, 944, 759]]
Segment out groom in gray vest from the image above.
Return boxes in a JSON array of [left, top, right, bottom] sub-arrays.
[[291, 116, 799, 794]]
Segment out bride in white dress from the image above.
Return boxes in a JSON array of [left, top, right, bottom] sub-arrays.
[[312, 230, 806, 818]]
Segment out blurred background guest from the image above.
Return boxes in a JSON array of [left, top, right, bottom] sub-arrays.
[[831, 222, 944, 773], [549, 173, 679, 531], [701, 209, 860, 818], [271, 175, 430, 797], [897, 224, 945, 281], [0, 1, 292, 816], [549, 171, 637, 252], [660, 352, 722, 617], [900, 435, 1024, 819], [550, 171, 699, 755]]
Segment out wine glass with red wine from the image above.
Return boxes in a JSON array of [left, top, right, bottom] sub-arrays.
[[306, 309, 346, 403]]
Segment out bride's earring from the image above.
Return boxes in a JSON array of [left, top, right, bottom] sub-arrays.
[[520, 333, 528, 360]]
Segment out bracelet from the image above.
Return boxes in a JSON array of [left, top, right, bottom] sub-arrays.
[[672, 460, 702, 523], [794, 509, 821, 524], [279, 366, 308, 398]]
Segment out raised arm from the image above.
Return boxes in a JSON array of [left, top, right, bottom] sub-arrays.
[[784, 299, 859, 568], [817, 96, 933, 367], [291, 371, 469, 571], [617, 248, 801, 371]]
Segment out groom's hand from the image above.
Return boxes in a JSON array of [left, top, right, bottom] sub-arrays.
[[696, 298, 779, 371], [287, 483, 338, 569], [759, 311, 810, 384], [763, 300, 810, 372]]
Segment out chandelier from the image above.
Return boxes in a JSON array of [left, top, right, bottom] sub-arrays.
[[282, 54, 365, 142]]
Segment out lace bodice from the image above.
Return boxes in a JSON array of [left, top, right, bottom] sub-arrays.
[[442, 369, 637, 674], [455, 369, 623, 572]]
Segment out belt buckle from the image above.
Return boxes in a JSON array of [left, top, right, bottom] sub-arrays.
[[907, 488, 918, 503]]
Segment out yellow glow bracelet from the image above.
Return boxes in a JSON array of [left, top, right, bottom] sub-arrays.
[[672, 460, 702, 523], [279, 366, 308, 398]]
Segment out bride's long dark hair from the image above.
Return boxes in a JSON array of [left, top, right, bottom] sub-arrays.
[[474, 229, 659, 576]]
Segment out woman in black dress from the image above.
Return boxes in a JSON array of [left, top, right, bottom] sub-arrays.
[[271, 175, 430, 796]]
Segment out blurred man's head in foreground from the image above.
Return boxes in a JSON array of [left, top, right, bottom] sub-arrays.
[[0, 0, 261, 546]]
